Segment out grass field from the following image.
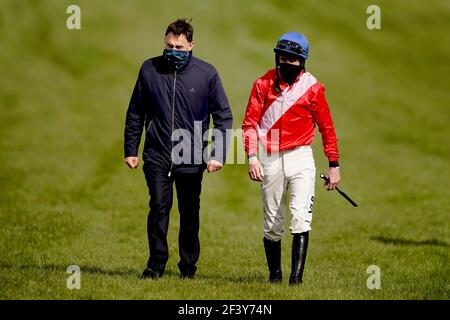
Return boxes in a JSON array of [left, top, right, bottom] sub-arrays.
[[0, 0, 449, 299]]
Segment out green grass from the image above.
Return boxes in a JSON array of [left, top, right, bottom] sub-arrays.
[[0, 0, 449, 299]]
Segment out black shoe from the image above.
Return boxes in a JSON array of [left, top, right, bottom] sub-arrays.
[[142, 267, 163, 279], [289, 232, 309, 285], [269, 269, 282, 283], [180, 266, 197, 279], [180, 271, 195, 279], [263, 237, 282, 283]]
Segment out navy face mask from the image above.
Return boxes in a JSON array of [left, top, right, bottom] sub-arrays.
[[163, 49, 192, 70], [279, 63, 302, 85]]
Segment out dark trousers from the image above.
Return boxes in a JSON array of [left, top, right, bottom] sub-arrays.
[[143, 163, 203, 274]]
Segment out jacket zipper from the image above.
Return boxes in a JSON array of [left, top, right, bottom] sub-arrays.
[[168, 70, 177, 177]]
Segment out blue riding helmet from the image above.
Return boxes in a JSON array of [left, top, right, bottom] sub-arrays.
[[274, 32, 309, 60]]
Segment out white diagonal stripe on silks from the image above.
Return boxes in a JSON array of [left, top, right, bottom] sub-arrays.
[[259, 72, 317, 132]]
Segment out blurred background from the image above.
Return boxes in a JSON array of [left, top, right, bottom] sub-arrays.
[[0, 0, 449, 299]]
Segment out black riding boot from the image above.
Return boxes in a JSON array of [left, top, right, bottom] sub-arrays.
[[289, 232, 309, 285], [263, 237, 282, 283]]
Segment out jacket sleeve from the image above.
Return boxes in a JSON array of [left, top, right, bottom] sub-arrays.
[[208, 70, 233, 164], [242, 80, 265, 156], [310, 83, 340, 164], [124, 66, 147, 158]]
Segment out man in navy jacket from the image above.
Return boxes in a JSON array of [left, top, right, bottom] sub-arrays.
[[124, 19, 233, 279]]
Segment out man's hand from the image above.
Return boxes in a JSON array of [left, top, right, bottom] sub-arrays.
[[125, 156, 139, 169], [324, 167, 340, 190], [248, 158, 264, 182], [207, 160, 223, 173]]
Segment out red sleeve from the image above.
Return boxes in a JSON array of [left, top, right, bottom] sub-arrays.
[[311, 83, 340, 162], [242, 80, 266, 156]]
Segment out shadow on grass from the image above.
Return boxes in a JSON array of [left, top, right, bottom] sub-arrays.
[[0, 262, 139, 277], [371, 236, 449, 247], [0, 262, 266, 283]]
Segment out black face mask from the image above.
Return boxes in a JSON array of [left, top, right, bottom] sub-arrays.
[[279, 63, 302, 85]]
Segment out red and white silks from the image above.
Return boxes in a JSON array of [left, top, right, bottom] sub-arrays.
[[242, 69, 339, 162]]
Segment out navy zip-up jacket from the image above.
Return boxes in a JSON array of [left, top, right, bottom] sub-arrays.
[[124, 55, 233, 175]]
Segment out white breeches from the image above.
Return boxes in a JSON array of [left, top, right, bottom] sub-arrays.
[[261, 145, 316, 241]]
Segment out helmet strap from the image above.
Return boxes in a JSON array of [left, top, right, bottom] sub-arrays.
[[299, 59, 306, 71], [274, 54, 281, 93]]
